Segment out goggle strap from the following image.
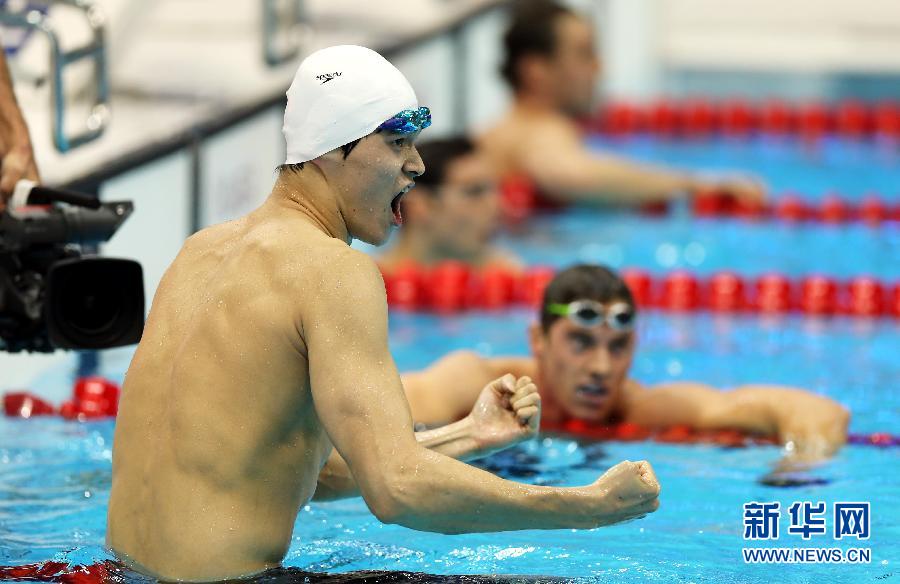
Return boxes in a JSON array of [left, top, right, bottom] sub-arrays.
[[545, 303, 572, 317]]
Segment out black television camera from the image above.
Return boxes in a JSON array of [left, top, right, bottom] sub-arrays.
[[0, 182, 144, 352]]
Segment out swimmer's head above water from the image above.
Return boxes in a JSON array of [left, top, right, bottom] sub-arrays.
[[387, 136, 505, 267], [279, 45, 430, 245], [502, 0, 600, 116], [530, 265, 637, 422]]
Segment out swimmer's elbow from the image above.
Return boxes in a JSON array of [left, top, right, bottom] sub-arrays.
[[357, 465, 413, 525], [362, 457, 434, 527], [365, 484, 419, 527], [367, 494, 404, 525]]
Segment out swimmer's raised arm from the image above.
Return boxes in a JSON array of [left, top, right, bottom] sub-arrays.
[[315, 375, 542, 500], [515, 119, 764, 206], [624, 381, 849, 462], [306, 249, 660, 532]]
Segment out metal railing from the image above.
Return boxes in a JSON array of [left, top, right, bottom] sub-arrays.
[[0, 0, 109, 152], [45, 0, 512, 191]]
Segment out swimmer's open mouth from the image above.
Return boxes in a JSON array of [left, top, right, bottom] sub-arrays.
[[391, 184, 414, 226], [576, 383, 609, 399]]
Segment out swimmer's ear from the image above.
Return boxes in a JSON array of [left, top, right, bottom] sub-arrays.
[[517, 54, 554, 91]]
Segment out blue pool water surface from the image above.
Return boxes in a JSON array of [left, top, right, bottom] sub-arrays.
[[1, 135, 898, 582], [585, 134, 900, 199], [494, 136, 899, 279], [2, 312, 897, 582]]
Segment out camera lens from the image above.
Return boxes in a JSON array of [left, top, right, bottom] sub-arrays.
[[59, 280, 123, 334], [46, 258, 144, 349]]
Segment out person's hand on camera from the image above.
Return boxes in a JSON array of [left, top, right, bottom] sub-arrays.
[[0, 130, 39, 212], [0, 50, 41, 213]]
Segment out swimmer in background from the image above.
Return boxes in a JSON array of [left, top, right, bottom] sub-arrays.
[[479, 0, 765, 207], [0, 50, 40, 209], [403, 264, 849, 472], [107, 47, 660, 582], [379, 136, 521, 271]]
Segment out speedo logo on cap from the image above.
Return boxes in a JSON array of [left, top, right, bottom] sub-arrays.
[[316, 72, 342, 84]]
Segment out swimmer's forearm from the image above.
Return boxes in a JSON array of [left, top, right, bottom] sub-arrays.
[[414, 416, 491, 461], [729, 386, 850, 454], [324, 442, 606, 531], [564, 158, 697, 205], [533, 154, 697, 205], [684, 384, 848, 464], [313, 418, 492, 501], [380, 448, 603, 533]]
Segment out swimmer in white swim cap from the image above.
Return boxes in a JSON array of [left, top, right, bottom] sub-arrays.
[[279, 44, 432, 244], [108, 45, 659, 582]]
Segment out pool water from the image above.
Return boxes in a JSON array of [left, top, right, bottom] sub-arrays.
[[2, 312, 897, 582], [1, 135, 898, 582], [497, 209, 899, 279], [497, 136, 899, 279], [585, 135, 900, 199]]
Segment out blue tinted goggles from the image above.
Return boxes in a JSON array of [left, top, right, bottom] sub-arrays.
[[377, 106, 432, 134]]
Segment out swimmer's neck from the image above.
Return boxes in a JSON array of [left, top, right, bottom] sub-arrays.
[[511, 92, 571, 119], [266, 168, 351, 244]]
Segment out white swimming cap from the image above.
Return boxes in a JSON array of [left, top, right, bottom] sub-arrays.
[[283, 45, 419, 164]]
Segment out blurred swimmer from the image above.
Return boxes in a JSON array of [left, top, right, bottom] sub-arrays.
[[107, 46, 660, 582], [403, 265, 849, 468], [479, 0, 765, 207], [379, 136, 521, 271]]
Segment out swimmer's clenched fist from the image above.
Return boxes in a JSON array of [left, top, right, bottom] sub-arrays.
[[586, 460, 661, 527], [468, 374, 541, 455], [467, 375, 661, 527]]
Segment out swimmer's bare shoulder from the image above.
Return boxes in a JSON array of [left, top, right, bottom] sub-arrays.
[[479, 112, 578, 177], [276, 231, 385, 341]]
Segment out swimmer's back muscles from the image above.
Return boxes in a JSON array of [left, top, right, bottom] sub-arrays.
[[108, 216, 343, 580]]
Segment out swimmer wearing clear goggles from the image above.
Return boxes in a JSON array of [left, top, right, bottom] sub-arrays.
[[545, 299, 636, 331]]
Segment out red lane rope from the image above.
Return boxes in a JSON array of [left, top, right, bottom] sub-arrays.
[[3, 378, 898, 450], [381, 263, 900, 319], [541, 420, 899, 449], [3, 376, 119, 420], [543, 419, 777, 447], [498, 178, 899, 229], [3, 271, 896, 448], [591, 99, 900, 139], [3, 365, 896, 449], [646, 191, 900, 227], [0, 560, 117, 583]]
